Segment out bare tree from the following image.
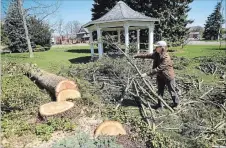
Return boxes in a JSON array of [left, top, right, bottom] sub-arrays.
[[218, 0, 224, 42], [64, 20, 81, 39], [57, 19, 64, 44], [26, 0, 61, 22], [218, 0, 224, 49], [17, 0, 33, 58]]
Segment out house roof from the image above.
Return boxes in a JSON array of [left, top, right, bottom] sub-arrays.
[[83, 1, 159, 28], [77, 27, 89, 34], [82, 34, 90, 38], [189, 32, 200, 35]]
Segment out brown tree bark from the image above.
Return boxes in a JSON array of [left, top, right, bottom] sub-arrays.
[[25, 64, 81, 101]]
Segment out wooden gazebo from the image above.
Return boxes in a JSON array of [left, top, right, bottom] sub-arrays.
[[83, 1, 159, 58]]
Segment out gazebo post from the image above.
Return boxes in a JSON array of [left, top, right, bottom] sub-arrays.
[[124, 24, 129, 53], [117, 30, 121, 43], [137, 29, 140, 53], [97, 26, 103, 58], [148, 24, 154, 53], [89, 30, 94, 56], [100, 30, 103, 54]]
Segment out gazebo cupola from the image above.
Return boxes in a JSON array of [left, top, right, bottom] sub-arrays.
[[83, 1, 160, 58]]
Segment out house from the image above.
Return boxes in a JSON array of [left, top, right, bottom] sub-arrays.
[[53, 35, 77, 44], [51, 37, 55, 44], [189, 32, 201, 40], [76, 27, 90, 43]]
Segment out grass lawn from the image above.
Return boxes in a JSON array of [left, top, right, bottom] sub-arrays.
[[170, 45, 225, 84], [1, 45, 96, 73], [171, 45, 225, 58], [2, 44, 225, 75]]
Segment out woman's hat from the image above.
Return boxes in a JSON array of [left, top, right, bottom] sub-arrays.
[[154, 41, 167, 47]]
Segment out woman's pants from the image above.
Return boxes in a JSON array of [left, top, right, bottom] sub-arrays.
[[157, 76, 179, 107]]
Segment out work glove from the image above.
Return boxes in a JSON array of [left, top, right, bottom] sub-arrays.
[[141, 73, 147, 77], [133, 54, 139, 58], [149, 69, 158, 76]]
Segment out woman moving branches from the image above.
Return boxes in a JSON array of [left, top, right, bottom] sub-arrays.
[[134, 41, 180, 109]]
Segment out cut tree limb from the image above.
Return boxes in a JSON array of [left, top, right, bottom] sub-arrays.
[[55, 80, 79, 96], [39, 101, 74, 117], [199, 87, 213, 99], [57, 89, 81, 102], [24, 63, 81, 101], [94, 120, 127, 138]]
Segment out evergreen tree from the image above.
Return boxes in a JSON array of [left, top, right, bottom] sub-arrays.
[[4, 0, 27, 52], [27, 16, 52, 50], [203, 2, 224, 40], [4, 1, 52, 52], [1, 22, 10, 46], [91, 0, 193, 46]]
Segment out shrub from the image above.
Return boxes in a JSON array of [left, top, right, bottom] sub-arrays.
[[1, 113, 34, 138], [1, 75, 50, 114], [172, 56, 190, 70], [35, 118, 76, 141], [33, 45, 46, 52], [52, 131, 123, 148], [35, 123, 54, 141], [1, 62, 50, 140]]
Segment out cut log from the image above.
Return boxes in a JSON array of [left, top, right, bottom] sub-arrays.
[[57, 89, 81, 102], [94, 120, 126, 138], [24, 64, 81, 100], [39, 101, 74, 117], [55, 80, 79, 97]]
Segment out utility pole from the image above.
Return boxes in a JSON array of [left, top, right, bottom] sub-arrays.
[[17, 0, 34, 58]]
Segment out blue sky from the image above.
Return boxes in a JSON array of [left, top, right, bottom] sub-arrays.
[[54, 0, 225, 27], [2, 0, 225, 28]]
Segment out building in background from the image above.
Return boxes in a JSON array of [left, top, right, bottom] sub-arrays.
[[76, 27, 90, 43], [189, 32, 201, 40]]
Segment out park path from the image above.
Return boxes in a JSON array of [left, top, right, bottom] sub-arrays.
[[187, 41, 226, 45], [52, 43, 89, 48]]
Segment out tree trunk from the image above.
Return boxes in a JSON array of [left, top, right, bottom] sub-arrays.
[[94, 120, 126, 138], [39, 101, 74, 117], [17, 0, 34, 58], [25, 64, 81, 101]]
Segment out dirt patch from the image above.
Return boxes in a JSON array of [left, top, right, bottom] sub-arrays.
[[24, 116, 103, 148], [77, 115, 103, 137], [25, 131, 72, 148]]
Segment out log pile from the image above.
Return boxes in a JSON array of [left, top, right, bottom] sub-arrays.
[[23, 63, 81, 117]]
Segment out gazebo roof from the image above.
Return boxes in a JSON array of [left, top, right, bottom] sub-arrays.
[[83, 1, 159, 28]]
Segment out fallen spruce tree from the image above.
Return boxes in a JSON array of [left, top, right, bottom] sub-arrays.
[[57, 36, 226, 147]]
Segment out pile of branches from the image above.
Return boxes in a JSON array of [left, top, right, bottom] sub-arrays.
[[60, 37, 226, 146], [171, 56, 190, 70], [195, 56, 226, 76]]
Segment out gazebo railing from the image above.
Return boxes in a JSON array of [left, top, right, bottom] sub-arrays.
[[89, 41, 151, 55]]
